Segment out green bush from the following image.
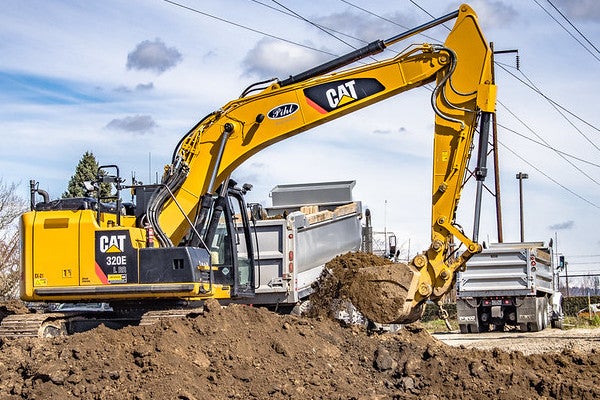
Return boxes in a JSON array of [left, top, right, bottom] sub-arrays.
[[563, 296, 600, 317]]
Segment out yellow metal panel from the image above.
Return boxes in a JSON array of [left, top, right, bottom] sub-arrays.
[[32, 210, 83, 288], [78, 211, 102, 285], [20, 212, 35, 300]]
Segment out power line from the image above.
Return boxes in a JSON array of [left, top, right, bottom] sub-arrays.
[[408, 0, 435, 19], [248, 0, 369, 46], [532, 0, 600, 63], [519, 69, 600, 152], [407, 0, 453, 32], [498, 123, 600, 169], [338, 0, 441, 42], [498, 139, 600, 210], [162, 0, 337, 57], [546, 0, 600, 56], [495, 61, 600, 136], [270, 0, 358, 50], [498, 99, 600, 187]]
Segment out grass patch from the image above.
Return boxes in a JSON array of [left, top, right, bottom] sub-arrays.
[[564, 315, 600, 328], [422, 317, 600, 332], [421, 318, 458, 333]]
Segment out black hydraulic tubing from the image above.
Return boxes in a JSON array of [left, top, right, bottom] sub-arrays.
[[383, 10, 458, 47], [279, 40, 385, 87], [472, 112, 491, 242], [279, 9, 459, 87], [207, 123, 234, 193]]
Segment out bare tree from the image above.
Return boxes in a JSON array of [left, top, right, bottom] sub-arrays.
[[0, 179, 26, 299]]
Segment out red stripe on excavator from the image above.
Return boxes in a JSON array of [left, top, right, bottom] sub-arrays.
[[305, 97, 328, 114], [95, 262, 108, 284]]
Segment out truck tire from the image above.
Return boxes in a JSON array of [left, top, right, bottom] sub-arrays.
[[541, 297, 549, 329], [552, 318, 563, 330], [459, 324, 480, 334], [519, 322, 529, 332], [529, 297, 545, 332]]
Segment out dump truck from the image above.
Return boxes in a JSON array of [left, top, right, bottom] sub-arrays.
[[456, 242, 564, 333], [235, 181, 363, 308]]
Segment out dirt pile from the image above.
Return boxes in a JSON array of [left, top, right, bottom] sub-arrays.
[[0, 300, 598, 399], [1, 252, 599, 399]]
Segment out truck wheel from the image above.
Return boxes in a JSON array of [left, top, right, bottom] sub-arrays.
[[518, 323, 528, 332], [541, 297, 549, 329], [529, 297, 544, 332], [552, 318, 564, 330]]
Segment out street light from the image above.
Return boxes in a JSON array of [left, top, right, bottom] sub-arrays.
[[516, 172, 528, 242]]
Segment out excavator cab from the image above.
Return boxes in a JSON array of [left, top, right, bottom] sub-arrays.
[[199, 180, 255, 297]]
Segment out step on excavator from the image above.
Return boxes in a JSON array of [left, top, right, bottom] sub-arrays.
[[4, 4, 496, 337]]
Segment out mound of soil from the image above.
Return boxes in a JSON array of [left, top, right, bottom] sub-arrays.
[[1, 253, 599, 399], [1, 299, 599, 399]]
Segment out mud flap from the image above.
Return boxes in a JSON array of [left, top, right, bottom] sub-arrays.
[[348, 263, 424, 324]]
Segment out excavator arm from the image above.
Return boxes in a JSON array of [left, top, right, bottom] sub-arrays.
[[148, 4, 495, 322]]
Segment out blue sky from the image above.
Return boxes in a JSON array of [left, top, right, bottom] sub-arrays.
[[1, 0, 599, 277]]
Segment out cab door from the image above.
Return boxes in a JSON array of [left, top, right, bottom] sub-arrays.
[[203, 189, 255, 298]]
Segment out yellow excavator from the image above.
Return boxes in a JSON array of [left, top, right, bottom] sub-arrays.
[[10, 4, 495, 336]]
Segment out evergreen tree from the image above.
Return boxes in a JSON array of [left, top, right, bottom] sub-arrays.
[[63, 151, 111, 198]]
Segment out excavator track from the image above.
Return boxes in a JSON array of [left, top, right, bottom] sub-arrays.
[[138, 307, 204, 326], [0, 313, 70, 338], [0, 306, 207, 338]]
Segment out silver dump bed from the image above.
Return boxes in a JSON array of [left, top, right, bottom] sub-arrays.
[[457, 242, 556, 298], [240, 181, 363, 306]]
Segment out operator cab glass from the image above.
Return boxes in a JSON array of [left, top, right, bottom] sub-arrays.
[[203, 185, 255, 297]]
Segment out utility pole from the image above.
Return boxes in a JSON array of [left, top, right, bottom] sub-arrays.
[[516, 172, 528, 242], [490, 42, 504, 243], [491, 45, 519, 242]]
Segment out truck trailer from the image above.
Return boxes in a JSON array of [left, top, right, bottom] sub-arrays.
[[235, 180, 363, 308], [456, 242, 564, 333]]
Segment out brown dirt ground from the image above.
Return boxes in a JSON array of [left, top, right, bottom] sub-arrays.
[[1, 253, 599, 399]]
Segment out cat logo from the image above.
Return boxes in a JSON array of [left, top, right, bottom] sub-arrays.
[[99, 234, 126, 253], [325, 80, 357, 109], [304, 78, 385, 114]]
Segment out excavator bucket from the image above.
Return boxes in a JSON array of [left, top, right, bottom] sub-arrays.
[[348, 263, 425, 324]]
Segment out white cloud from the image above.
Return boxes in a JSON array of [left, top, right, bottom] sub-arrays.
[[105, 115, 157, 134], [468, 1, 519, 28], [127, 39, 183, 74], [241, 38, 330, 78], [312, 10, 416, 42], [549, 220, 575, 230]]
